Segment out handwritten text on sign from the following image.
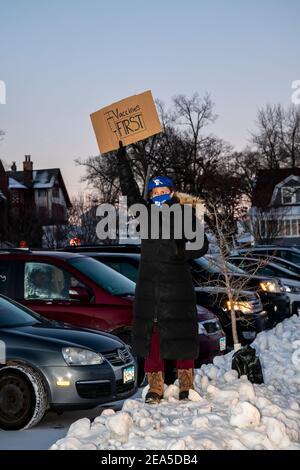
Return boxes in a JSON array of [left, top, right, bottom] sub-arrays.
[[105, 104, 146, 140]]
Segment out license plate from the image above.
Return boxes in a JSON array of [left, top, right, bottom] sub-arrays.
[[123, 365, 135, 384], [219, 337, 226, 351]]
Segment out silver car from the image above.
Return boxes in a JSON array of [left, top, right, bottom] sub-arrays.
[[0, 295, 137, 430]]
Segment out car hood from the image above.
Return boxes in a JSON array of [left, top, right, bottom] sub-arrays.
[[280, 278, 300, 287], [3, 322, 124, 353], [195, 285, 258, 299]]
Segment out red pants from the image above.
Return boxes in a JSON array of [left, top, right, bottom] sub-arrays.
[[144, 325, 194, 373]]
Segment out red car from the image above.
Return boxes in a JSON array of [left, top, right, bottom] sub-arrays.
[[0, 249, 226, 367]]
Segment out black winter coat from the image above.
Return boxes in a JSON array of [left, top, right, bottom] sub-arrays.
[[117, 149, 209, 360]]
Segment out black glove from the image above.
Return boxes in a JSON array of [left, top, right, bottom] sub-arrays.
[[117, 140, 126, 158]]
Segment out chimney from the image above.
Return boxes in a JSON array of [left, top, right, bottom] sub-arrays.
[[11, 162, 17, 172], [23, 155, 33, 186]]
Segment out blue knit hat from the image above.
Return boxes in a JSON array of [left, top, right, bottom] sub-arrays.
[[148, 176, 174, 192]]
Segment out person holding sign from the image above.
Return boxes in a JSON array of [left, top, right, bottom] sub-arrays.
[[116, 142, 209, 404]]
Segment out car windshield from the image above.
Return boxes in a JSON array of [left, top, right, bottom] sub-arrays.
[[282, 251, 300, 265], [194, 256, 246, 275], [267, 257, 300, 274], [252, 249, 300, 265], [0, 296, 42, 328], [68, 256, 136, 296]]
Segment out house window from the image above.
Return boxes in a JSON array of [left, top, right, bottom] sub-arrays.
[[38, 189, 47, 198], [282, 187, 300, 205], [282, 188, 293, 204], [12, 191, 20, 204], [284, 220, 291, 237], [275, 218, 300, 238], [52, 186, 59, 198], [292, 219, 298, 236], [257, 217, 300, 239], [260, 220, 266, 237], [11, 190, 24, 204], [277, 220, 285, 237]]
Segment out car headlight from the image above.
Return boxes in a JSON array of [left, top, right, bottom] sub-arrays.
[[62, 347, 104, 366], [226, 300, 253, 314], [259, 280, 281, 293]]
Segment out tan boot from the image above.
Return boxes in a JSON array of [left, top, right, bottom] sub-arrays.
[[145, 371, 164, 404], [178, 368, 194, 400]]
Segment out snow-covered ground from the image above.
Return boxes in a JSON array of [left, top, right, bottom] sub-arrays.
[[0, 402, 126, 450], [52, 315, 300, 450]]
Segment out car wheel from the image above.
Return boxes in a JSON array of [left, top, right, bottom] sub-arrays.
[[0, 364, 48, 430]]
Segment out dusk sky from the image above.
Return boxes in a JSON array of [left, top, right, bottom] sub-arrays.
[[0, 0, 299, 196]]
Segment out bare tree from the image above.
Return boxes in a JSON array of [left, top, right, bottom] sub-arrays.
[[172, 93, 219, 193], [6, 209, 44, 248], [278, 106, 300, 168], [202, 201, 273, 349], [231, 147, 262, 202], [251, 104, 300, 169], [251, 104, 282, 169], [42, 224, 69, 249], [248, 206, 289, 245], [66, 193, 99, 244], [41, 193, 105, 248]]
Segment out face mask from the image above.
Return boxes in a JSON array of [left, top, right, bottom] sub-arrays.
[[150, 193, 172, 207]]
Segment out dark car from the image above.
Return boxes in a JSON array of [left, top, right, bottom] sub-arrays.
[[0, 294, 137, 430], [195, 286, 267, 344], [228, 255, 300, 316], [237, 246, 300, 266], [190, 255, 290, 325], [194, 304, 226, 366], [228, 255, 300, 282], [67, 250, 268, 345], [231, 252, 300, 278]]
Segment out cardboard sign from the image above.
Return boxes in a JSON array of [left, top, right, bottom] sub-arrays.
[[90, 90, 163, 154]]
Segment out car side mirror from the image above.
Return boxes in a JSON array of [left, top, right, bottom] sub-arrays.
[[69, 286, 91, 302]]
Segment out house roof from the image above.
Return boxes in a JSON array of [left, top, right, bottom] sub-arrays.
[[7, 168, 72, 207], [252, 168, 300, 208], [0, 190, 7, 201], [8, 177, 27, 189], [7, 168, 59, 188]]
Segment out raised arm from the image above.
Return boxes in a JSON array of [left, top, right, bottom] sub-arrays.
[[116, 142, 146, 207]]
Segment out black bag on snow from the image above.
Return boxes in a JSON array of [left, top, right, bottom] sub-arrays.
[[231, 345, 264, 384]]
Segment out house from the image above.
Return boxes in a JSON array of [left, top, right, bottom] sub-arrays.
[[250, 168, 300, 246], [0, 160, 9, 240], [6, 155, 72, 224]]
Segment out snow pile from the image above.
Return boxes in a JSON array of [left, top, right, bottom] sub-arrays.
[[51, 316, 300, 450]]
